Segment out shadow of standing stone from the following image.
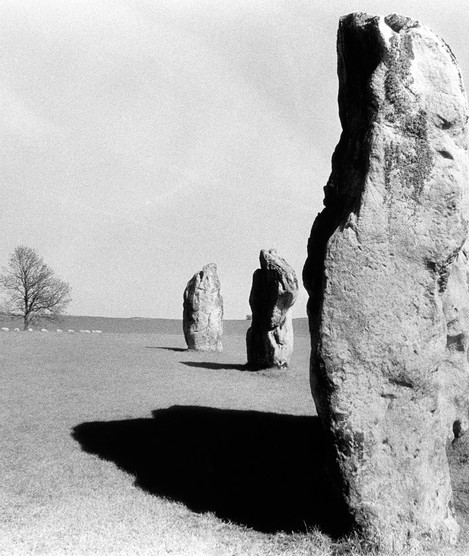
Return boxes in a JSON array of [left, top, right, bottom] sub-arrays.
[[72, 407, 351, 536]]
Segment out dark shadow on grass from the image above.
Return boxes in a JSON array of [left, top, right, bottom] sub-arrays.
[[72, 406, 351, 536], [180, 361, 248, 371], [146, 346, 187, 352]]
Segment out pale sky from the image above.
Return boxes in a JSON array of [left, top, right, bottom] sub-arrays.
[[0, 0, 468, 318]]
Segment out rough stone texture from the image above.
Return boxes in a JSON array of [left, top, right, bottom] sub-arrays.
[[183, 263, 223, 352], [303, 13, 469, 551], [247, 249, 298, 369], [440, 240, 469, 439]]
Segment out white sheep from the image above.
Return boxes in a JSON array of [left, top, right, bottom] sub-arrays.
[[56, 329, 63, 333], [28, 328, 33, 332], [92, 330, 102, 334], [14, 328, 20, 332], [68, 329, 75, 333], [1, 327, 9, 331], [41, 328, 48, 333]]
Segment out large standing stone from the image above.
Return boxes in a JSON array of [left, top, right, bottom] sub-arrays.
[[247, 249, 298, 369], [183, 263, 223, 352], [303, 13, 469, 551]]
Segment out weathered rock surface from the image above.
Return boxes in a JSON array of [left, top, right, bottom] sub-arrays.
[[247, 249, 298, 369], [183, 263, 223, 352], [440, 240, 469, 439], [303, 13, 469, 551]]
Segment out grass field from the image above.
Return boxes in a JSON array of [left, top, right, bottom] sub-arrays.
[[1, 321, 468, 555]]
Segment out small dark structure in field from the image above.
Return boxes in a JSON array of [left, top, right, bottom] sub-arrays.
[[246, 249, 298, 369], [183, 263, 223, 352], [303, 13, 469, 551]]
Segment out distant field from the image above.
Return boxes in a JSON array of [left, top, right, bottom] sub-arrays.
[[1, 326, 468, 555], [0, 315, 310, 336]]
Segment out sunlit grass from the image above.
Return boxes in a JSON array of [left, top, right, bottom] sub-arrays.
[[1, 329, 468, 555]]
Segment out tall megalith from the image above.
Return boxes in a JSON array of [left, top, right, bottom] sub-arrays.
[[247, 249, 298, 369], [303, 13, 469, 551], [183, 263, 223, 352]]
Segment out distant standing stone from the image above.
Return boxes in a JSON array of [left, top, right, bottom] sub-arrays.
[[303, 13, 469, 551], [183, 263, 223, 352], [246, 249, 298, 369]]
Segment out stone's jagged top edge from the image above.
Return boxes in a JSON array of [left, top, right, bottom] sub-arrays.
[[201, 263, 218, 273], [384, 13, 421, 33], [260, 248, 278, 262], [184, 262, 220, 293], [338, 11, 467, 104], [339, 12, 422, 33], [259, 248, 276, 268], [259, 248, 295, 274], [258, 249, 299, 293]]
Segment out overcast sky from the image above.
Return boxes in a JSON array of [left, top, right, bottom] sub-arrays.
[[0, 0, 468, 319]]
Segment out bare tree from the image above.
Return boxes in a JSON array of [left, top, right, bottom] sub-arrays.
[[0, 246, 72, 330]]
